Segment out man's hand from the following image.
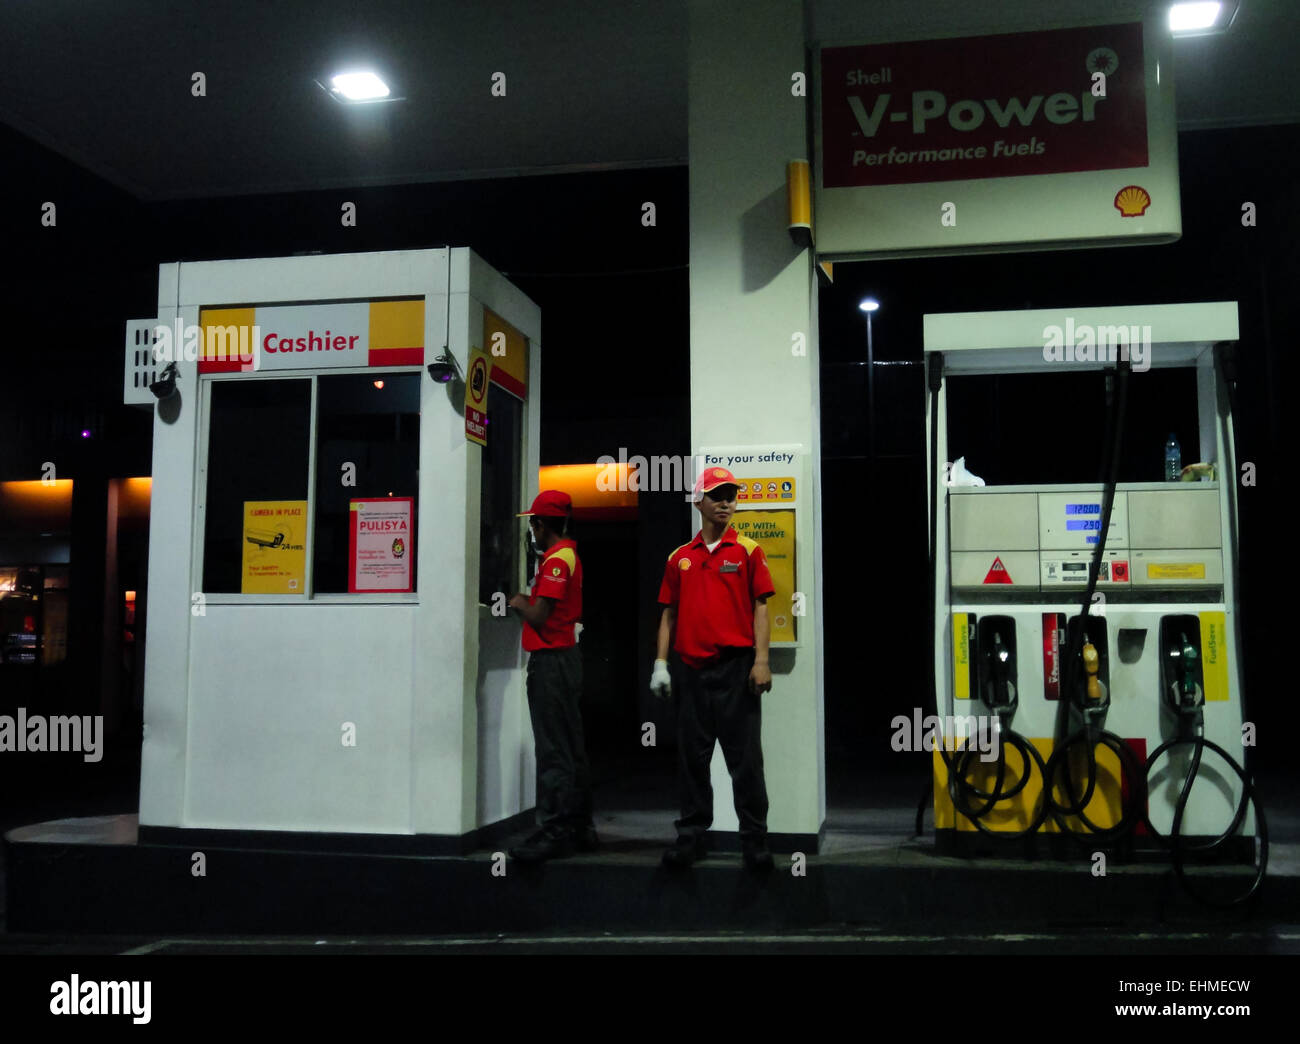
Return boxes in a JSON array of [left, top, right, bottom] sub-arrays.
[[650, 659, 672, 700], [507, 593, 529, 612], [749, 661, 772, 696]]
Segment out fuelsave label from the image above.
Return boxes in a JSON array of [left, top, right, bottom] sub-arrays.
[[820, 23, 1148, 188]]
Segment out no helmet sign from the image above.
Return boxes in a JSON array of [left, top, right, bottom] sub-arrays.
[[465, 347, 490, 446]]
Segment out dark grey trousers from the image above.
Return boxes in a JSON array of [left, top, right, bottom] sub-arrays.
[[674, 647, 768, 843], [526, 645, 593, 833]]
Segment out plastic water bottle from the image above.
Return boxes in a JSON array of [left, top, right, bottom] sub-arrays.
[[1164, 433, 1181, 481]]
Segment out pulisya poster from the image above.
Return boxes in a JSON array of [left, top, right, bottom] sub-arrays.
[[349, 498, 415, 593]]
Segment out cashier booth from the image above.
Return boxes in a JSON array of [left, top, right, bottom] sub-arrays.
[[126, 248, 542, 849]]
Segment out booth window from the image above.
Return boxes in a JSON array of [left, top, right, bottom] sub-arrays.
[[202, 379, 311, 593], [479, 382, 523, 604], [313, 373, 420, 593]]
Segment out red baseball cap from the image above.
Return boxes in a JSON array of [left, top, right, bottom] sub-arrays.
[[517, 489, 572, 518], [692, 466, 740, 500]]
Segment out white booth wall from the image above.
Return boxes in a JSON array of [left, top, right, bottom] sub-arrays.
[[138, 248, 541, 839]]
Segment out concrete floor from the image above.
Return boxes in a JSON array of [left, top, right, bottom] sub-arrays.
[[2, 752, 1295, 954]]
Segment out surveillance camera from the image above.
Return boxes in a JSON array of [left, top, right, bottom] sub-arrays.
[[150, 362, 179, 400], [427, 351, 460, 384]]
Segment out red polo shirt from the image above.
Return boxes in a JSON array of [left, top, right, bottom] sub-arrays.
[[658, 527, 775, 667], [522, 538, 582, 651]]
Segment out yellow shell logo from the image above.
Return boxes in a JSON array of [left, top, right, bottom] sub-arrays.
[[713, 469, 726, 479], [1114, 185, 1151, 217], [679, 559, 691, 570]]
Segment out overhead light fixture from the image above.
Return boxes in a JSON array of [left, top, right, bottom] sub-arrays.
[[317, 69, 403, 104], [858, 298, 880, 312], [1168, 1, 1238, 37], [332, 71, 389, 100]]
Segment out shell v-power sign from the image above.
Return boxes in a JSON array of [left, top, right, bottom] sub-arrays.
[[813, 17, 1180, 258]]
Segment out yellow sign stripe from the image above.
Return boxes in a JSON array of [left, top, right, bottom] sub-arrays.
[[1200, 611, 1230, 702], [369, 300, 424, 349], [953, 613, 970, 700]]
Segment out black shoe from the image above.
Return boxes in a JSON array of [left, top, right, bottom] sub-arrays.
[[573, 825, 599, 852], [509, 827, 574, 863], [662, 834, 706, 868], [742, 841, 774, 872]]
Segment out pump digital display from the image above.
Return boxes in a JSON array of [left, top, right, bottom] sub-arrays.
[[1065, 504, 1102, 543]]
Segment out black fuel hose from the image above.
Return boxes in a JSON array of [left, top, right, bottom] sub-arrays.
[[947, 727, 1050, 838], [916, 356, 1048, 837], [1133, 342, 1267, 908], [1042, 357, 1147, 844], [1143, 730, 1267, 907], [1043, 724, 1147, 844]]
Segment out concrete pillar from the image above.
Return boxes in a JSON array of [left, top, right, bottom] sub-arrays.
[[688, 0, 826, 846]]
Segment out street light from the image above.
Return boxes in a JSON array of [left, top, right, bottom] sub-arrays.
[[859, 298, 880, 461]]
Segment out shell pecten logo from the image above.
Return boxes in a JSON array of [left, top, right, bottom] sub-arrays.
[[1114, 185, 1151, 217], [679, 559, 691, 570]]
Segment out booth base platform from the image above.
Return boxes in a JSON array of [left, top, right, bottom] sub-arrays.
[[6, 808, 1296, 935]]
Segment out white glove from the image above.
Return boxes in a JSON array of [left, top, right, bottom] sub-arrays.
[[650, 659, 672, 699]]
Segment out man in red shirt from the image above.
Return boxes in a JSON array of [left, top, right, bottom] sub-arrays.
[[506, 490, 595, 862], [653, 466, 775, 871]]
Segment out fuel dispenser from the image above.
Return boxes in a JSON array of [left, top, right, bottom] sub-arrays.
[[920, 302, 1265, 905]]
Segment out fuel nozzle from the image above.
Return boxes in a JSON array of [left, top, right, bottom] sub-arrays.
[[1082, 641, 1102, 701], [1160, 617, 1205, 734], [977, 618, 1018, 721], [1079, 636, 1109, 721], [988, 631, 1017, 717], [1174, 632, 1204, 725]]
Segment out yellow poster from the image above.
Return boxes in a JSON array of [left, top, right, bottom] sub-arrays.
[[241, 500, 307, 594], [732, 509, 796, 643]]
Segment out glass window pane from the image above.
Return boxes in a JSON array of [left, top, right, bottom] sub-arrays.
[[313, 373, 421, 594], [480, 383, 523, 604], [203, 380, 311, 593]]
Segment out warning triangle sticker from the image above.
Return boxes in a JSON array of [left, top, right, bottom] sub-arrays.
[[983, 556, 1013, 584]]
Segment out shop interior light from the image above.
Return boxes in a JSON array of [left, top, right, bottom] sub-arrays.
[[858, 297, 880, 312], [1169, 2, 1235, 35], [330, 71, 391, 101]]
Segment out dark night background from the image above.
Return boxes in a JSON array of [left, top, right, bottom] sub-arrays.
[[0, 116, 1295, 834]]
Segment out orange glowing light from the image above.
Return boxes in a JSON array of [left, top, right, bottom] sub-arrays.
[[537, 464, 638, 520]]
